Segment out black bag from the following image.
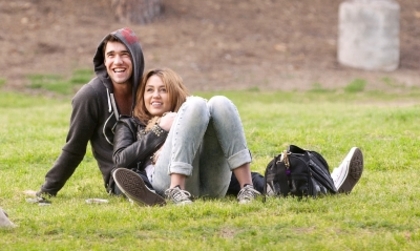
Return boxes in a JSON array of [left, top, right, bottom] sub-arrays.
[[263, 145, 337, 200]]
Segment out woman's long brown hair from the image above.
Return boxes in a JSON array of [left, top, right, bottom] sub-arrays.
[[133, 68, 190, 123]]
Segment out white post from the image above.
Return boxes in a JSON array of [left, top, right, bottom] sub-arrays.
[[338, 0, 400, 71]]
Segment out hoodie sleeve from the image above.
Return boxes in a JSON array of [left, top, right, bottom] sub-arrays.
[[39, 84, 100, 196], [113, 118, 168, 169]]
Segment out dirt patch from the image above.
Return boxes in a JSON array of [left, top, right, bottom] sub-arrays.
[[1, 0, 419, 93]]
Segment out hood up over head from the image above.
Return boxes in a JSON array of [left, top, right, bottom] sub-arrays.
[[93, 27, 145, 112]]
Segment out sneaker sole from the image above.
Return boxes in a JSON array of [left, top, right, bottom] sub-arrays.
[[113, 168, 166, 207], [337, 148, 363, 193]]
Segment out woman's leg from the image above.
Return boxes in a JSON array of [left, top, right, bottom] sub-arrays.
[[198, 96, 253, 198], [152, 97, 209, 197]]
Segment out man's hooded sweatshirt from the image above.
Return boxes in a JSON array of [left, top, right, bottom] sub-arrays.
[[40, 27, 144, 196]]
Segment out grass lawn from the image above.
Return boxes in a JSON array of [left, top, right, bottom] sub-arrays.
[[1, 81, 420, 250]]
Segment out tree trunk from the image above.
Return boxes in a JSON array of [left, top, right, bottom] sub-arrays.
[[112, 0, 163, 25]]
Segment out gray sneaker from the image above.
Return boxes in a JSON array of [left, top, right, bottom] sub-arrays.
[[0, 207, 15, 228], [330, 147, 364, 193], [237, 184, 260, 204], [164, 186, 193, 205], [112, 168, 166, 207]]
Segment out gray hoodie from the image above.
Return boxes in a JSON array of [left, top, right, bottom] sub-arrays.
[[39, 27, 144, 196]]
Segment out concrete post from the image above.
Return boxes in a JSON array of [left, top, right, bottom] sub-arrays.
[[338, 0, 400, 71]]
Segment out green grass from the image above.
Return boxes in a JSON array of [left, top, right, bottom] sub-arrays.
[[1, 82, 420, 250], [0, 78, 6, 88], [344, 78, 367, 93], [27, 69, 93, 95]]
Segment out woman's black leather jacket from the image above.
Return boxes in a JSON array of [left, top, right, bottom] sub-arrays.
[[112, 116, 168, 171]]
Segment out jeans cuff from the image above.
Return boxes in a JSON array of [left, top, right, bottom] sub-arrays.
[[228, 149, 252, 170], [169, 162, 193, 176]]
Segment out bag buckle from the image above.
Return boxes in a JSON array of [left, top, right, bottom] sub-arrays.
[[279, 150, 290, 168]]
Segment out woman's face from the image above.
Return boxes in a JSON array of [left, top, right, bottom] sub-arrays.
[[144, 75, 172, 117]]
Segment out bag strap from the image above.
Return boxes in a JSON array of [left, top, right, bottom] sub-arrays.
[[263, 151, 290, 202], [263, 158, 274, 202], [277, 151, 290, 196], [263, 167, 268, 202], [291, 145, 337, 194]]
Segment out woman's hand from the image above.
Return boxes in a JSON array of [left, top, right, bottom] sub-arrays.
[[159, 112, 177, 131]]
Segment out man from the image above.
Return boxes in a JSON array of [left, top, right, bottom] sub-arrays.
[[36, 27, 151, 198]]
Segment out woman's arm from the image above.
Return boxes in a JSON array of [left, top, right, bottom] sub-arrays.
[[113, 118, 168, 169]]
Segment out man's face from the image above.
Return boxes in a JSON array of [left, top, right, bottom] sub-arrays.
[[104, 41, 133, 85]]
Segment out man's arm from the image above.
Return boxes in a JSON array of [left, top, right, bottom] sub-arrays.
[[39, 84, 99, 196]]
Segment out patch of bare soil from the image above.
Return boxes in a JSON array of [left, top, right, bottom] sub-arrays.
[[1, 0, 419, 93]]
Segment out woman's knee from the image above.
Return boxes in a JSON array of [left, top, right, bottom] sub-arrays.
[[207, 95, 230, 109], [208, 96, 237, 117], [177, 96, 209, 125], [183, 96, 208, 113]]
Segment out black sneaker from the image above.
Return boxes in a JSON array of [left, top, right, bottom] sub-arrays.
[[112, 168, 166, 207]]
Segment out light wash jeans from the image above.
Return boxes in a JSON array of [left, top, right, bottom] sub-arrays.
[[151, 96, 252, 198]]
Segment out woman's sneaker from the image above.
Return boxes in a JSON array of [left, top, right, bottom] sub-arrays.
[[330, 147, 364, 193], [112, 168, 166, 206], [237, 184, 260, 204], [164, 186, 193, 205]]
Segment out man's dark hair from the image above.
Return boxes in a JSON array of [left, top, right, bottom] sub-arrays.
[[102, 35, 123, 56]]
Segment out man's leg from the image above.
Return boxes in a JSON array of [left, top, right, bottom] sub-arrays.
[[330, 147, 364, 193], [112, 168, 166, 206], [227, 172, 265, 195]]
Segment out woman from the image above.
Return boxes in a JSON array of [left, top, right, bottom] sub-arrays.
[[112, 68, 260, 205]]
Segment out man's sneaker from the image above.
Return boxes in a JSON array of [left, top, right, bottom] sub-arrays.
[[0, 207, 15, 228], [164, 186, 193, 205], [237, 184, 261, 204], [112, 168, 166, 207], [330, 147, 364, 193]]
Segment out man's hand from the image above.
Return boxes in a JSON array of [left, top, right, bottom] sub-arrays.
[[23, 190, 52, 205]]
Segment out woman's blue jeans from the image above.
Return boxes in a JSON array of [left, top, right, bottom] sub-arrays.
[[151, 96, 251, 198]]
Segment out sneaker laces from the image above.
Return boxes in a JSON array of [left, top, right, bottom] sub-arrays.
[[165, 186, 192, 205], [237, 184, 260, 204]]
